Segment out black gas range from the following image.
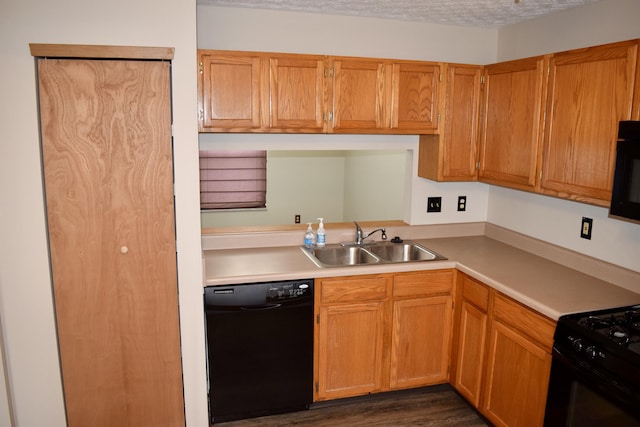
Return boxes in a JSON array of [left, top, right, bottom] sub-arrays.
[[544, 305, 640, 426]]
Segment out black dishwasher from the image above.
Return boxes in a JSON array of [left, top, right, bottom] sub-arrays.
[[204, 279, 314, 423]]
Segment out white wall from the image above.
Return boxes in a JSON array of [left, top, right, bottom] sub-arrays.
[[197, 6, 498, 63], [0, 1, 207, 427], [199, 150, 406, 228], [491, 0, 640, 273], [498, 0, 640, 60]]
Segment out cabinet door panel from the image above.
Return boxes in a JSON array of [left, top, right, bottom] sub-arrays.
[[269, 56, 325, 132], [390, 295, 452, 389], [331, 59, 388, 132], [479, 57, 547, 191], [453, 301, 487, 407], [442, 64, 481, 179], [316, 302, 385, 400], [418, 64, 481, 181], [393, 269, 453, 297], [391, 62, 440, 132], [483, 321, 552, 427], [199, 52, 263, 131], [541, 41, 638, 205]]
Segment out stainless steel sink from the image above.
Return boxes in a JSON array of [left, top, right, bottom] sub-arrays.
[[301, 241, 446, 268], [367, 241, 446, 262], [304, 245, 381, 267]]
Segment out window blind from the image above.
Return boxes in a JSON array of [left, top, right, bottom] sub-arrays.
[[199, 150, 267, 210]]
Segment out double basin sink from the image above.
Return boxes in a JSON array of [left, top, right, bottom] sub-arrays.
[[302, 240, 447, 268]]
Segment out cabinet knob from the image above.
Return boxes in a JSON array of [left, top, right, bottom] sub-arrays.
[[120, 246, 129, 254]]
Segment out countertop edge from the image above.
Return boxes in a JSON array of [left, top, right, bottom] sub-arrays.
[[202, 236, 640, 321]]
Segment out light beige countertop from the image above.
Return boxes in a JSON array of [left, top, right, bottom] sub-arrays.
[[203, 234, 640, 321]]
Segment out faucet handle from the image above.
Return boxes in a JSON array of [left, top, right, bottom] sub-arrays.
[[354, 221, 363, 244]]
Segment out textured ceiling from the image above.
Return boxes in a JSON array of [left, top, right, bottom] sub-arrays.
[[197, 0, 601, 28]]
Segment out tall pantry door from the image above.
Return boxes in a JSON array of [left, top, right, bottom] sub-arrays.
[[36, 53, 184, 427]]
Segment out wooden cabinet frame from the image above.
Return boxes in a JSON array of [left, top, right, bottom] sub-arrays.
[[198, 50, 442, 134]]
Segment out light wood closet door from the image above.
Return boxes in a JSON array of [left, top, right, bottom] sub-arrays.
[[38, 58, 184, 427]]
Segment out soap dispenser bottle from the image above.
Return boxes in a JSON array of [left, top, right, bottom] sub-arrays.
[[316, 218, 326, 247], [304, 223, 316, 249]]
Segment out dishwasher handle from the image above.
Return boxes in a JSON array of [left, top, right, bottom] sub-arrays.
[[240, 303, 282, 311]]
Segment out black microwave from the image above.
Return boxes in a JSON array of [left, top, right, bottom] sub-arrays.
[[610, 120, 640, 224]]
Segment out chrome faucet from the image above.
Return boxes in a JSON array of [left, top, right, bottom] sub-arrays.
[[354, 221, 387, 245]]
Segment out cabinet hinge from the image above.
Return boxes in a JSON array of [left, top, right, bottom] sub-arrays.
[[439, 73, 443, 82], [323, 112, 333, 122], [437, 112, 441, 123], [476, 161, 480, 170], [199, 61, 203, 75], [330, 67, 334, 77], [480, 75, 485, 84], [315, 382, 319, 392], [324, 67, 335, 78], [316, 314, 320, 324]]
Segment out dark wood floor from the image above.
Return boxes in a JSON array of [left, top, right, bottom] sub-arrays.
[[215, 385, 491, 426]]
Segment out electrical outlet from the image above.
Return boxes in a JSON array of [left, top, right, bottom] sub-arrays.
[[457, 196, 467, 212], [580, 217, 592, 240], [294, 214, 301, 224], [427, 197, 442, 213]]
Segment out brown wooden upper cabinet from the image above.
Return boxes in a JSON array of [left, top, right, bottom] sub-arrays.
[[419, 63, 482, 181], [390, 61, 440, 132], [269, 55, 326, 132], [198, 51, 264, 131], [477, 56, 548, 192], [477, 39, 640, 207], [330, 57, 390, 132], [540, 40, 638, 206], [198, 50, 441, 134]]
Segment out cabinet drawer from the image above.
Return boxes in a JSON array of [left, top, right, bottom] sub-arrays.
[[319, 275, 390, 304], [393, 270, 453, 297], [493, 293, 555, 351], [462, 275, 489, 311]]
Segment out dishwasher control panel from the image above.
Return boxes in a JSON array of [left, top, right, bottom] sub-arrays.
[[266, 280, 312, 302], [205, 279, 313, 307]]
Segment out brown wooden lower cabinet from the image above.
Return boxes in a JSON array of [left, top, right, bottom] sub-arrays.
[[314, 270, 454, 401], [315, 269, 556, 426], [451, 274, 489, 407], [452, 273, 556, 427]]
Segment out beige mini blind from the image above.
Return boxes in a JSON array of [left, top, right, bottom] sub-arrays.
[[199, 150, 267, 209]]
